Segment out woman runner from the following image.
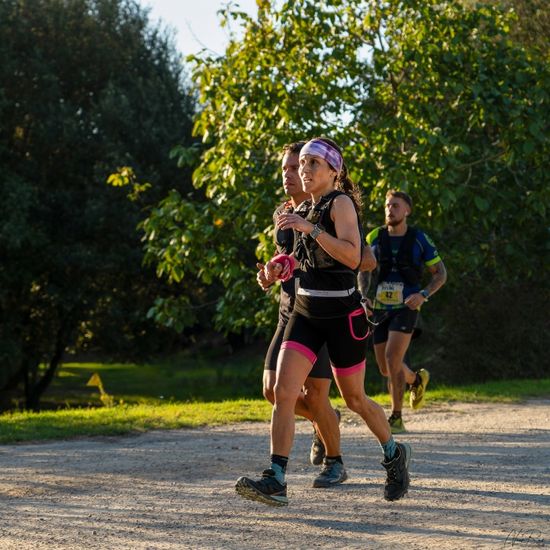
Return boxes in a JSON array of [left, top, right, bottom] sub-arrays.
[[236, 138, 412, 506]]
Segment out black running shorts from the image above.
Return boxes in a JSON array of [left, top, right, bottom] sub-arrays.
[[372, 308, 419, 345], [281, 309, 369, 376], [264, 323, 331, 378]]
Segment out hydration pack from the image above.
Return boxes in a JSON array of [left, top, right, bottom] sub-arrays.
[[376, 226, 423, 286], [294, 191, 358, 274]]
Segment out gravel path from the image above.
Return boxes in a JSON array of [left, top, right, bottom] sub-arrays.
[[0, 400, 549, 549]]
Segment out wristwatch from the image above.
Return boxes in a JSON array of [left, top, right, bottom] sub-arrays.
[[419, 289, 430, 301], [310, 224, 325, 240]]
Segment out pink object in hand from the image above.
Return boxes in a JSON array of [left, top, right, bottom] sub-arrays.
[[271, 254, 296, 282]]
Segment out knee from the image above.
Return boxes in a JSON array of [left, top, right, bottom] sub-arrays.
[[303, 383, 322, 403], [374, 349, 388, 377], [343, 392, 365, 414], [263, 386, 275, 405], [273, 381, 299, 406], [263, 373, 275, 405], [385, 351, 403, 373], [377, 362, 389, 377], [303, 385, 325, 415]]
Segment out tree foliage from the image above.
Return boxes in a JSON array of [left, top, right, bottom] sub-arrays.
[[462, 0, 550, 54], [144, 0, 548, 373], [0, 0, 195, 409]]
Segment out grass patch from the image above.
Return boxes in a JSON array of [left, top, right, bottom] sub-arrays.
[[40, 348, 267, 408], [1, 377, 548, 445], [0, 399, 273, 444]]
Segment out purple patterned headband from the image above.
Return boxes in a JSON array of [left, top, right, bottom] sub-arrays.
[[299, 139, 343, 174]]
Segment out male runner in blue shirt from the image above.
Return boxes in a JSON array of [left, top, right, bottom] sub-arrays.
[[364, 190, 447, 433]]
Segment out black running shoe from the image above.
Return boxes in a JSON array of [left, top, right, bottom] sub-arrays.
[[235, 469, 288, 507], [382, 442, 412, 501]]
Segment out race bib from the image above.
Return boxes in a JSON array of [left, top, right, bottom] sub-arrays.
[[376, 282, 404, 305]]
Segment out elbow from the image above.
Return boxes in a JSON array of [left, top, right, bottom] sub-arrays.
[[343, 249, 361, 270], [440, 265, 448, 285], [345, 254, 361, 270]]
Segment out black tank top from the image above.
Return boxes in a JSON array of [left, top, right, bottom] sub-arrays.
[[293, 191, 362, 319]]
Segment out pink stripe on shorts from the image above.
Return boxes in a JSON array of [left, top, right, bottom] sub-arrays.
[[331, 360, 366, 377], [280, 341, 317, 364]]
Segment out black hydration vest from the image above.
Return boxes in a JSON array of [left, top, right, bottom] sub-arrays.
[[294, 190, 358, 277], [376, 226, 423, 286]]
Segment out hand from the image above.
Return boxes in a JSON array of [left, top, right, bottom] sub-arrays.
[[264, 260, 283, 284], [404, 292, 427, 310], [361, 298, 373, 317], [256, 263, 271, 291], [359, 245, 377, 273], [276, 212, 314, 234]]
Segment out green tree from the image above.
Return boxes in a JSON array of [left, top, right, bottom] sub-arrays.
[[462, 0, 550, 53], [0, 0, 195, 409], [144, 0, 548, 380]]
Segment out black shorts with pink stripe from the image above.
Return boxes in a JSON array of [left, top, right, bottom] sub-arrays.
[[264, 323, 331, 378], [281, 309, 370, 377]]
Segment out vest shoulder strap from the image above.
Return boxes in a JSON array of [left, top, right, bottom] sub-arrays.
[[399, 226, 417, 256]]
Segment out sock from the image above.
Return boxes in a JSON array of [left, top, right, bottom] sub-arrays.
[[381, 436, 397, 462], [270, 454, 288, 484], [412, 372, 421, 387], [325, 455, 343, 465], [391, 410, 402, 419]]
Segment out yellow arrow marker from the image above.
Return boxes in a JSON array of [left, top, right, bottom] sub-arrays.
[[86, 372, 115, 407], [86, 373, 103, 389]]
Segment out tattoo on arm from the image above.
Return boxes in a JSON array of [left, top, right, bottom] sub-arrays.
[[425, 261, 447, 296]]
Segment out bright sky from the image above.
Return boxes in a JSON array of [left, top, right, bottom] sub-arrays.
[[142, 0, 258, 57]]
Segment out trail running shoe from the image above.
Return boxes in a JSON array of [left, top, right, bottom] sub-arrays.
[[382, 442, 412, 501], [409, 368, 430, 410], [313, 458, 348, 488], [235, 469, 288, 507], [388, 414, 406, 434], [310, 408, 341, 466]]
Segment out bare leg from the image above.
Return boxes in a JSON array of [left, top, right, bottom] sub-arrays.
[[263, 370, 313, 420], [374, 334, 415, 413], [303, 378, 340, 457], [384, 331, 416, 412], [333, 368, 391, 444], [271, 349, 314, 457], [333, 366, 411, 503]]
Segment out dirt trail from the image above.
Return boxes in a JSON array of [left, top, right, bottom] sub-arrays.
[[0, 400, 549, 549]]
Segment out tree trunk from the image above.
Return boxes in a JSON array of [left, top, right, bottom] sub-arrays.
[[0, 367, 26, 411], [26, 326, 67, 411]]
